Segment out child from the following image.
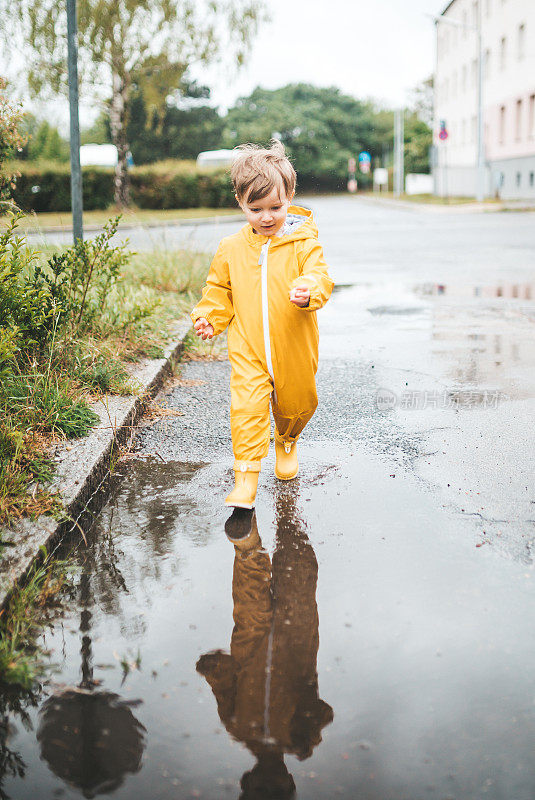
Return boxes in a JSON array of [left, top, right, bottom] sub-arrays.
[[191, 141, 334, 508]]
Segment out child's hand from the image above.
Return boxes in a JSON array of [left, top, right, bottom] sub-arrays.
[[194, 318, 214, 339], [289, 286, 311, 307]]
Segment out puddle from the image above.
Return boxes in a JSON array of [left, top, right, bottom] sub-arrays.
[[415, 281, 534, 301], [2, 451, 535, 799], [367, 305, 425, 316]]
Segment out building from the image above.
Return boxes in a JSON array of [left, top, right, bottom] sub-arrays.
[[433, 0, 535, 199]]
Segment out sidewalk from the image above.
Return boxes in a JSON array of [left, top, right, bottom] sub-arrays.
[[0, 319, 192, 609], [358, 194, 535, 214]]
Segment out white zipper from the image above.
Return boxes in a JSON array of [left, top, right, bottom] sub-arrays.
[[259, 240, 277, 402]]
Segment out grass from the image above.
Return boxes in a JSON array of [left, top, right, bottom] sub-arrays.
[[0, 216, 210, 531], [364, 191, 500, 205], [181, 328, 228, 361], [0, 548, 75, 687], [14, 206, 241, 232]]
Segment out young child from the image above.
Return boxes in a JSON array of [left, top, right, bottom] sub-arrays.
[[191, 141, 334, 508]]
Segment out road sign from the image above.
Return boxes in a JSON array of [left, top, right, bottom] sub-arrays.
[[348, 157, 356, 173], [374, 168, 388, 186], [439, 120, 448, 141], [359, 151, 371, 173], [347, 178, 358, 193]]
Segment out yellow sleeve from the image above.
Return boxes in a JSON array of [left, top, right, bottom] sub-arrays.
[[291, 239, 335, 312], [190, 241, 234, 335]]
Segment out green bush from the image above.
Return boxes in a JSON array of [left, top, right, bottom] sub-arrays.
[[8, 161, 113, 212], [5, 159, 236, 212], [129, 163, 235, 209]]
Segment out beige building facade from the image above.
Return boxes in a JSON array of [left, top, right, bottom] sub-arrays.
[[433, 0, 535, 199]]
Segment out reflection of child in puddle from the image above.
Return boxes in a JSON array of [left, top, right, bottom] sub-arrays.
[[196, 496, 333, 799]]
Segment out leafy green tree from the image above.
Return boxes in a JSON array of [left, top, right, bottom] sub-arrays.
[[223, 84, 394, 189], [127, 82, 224, 164], [404, 112, 433, 175], [2, 0, 266, 206], [28, 120, 69, 162], [81, 113, 111, 146]]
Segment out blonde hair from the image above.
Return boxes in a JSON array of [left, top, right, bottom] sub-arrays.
[[231, 140, 297, 204]]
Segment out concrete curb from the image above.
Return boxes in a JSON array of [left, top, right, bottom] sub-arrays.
[[0, 318, 192, 609], [20, 213, 243, 235]]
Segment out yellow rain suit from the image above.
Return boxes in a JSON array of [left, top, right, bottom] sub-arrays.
[[190, 205, 334, 471]]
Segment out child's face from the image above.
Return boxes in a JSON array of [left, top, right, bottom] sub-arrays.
[[238, 186, 294, 237]]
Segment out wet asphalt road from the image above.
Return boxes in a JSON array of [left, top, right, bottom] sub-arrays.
[[3, 197, 535, 800]]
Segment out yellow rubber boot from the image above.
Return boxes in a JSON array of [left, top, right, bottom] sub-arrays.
[[225, 461, 260, 508], [274, 432, 299, 480]]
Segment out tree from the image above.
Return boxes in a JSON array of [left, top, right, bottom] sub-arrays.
[[2, 0, 266, 206], [404, 113, 433, 175], [223, 84, 394, 189], [27, 119, 69, 162], [409, 76, 434, 128], [126, 81, 224, 164], [81, 113, 111, 146], [0, 77, 25, 205]]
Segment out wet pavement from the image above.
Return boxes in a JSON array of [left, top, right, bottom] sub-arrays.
[[3, 196, 535, 799]]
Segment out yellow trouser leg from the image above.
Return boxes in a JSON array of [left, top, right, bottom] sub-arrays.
[[227, 350, 273, 506], [272, 385, 318, 480]]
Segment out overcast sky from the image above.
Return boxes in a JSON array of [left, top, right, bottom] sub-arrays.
[[9, 0, 448, 127], [193, 0, 448, 111]]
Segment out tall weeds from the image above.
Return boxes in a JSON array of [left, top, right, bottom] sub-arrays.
[[0, 214, 210, 530]]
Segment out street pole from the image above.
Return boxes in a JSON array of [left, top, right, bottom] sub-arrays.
[[394, 109, 405, 197], [66, 0, 83, 242], [476, 0, 485, 201]]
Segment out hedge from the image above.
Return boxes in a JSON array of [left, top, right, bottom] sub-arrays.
[[4, 160, 236, 212], [6, 161, 114, 212], [3, 159, 371, 213]]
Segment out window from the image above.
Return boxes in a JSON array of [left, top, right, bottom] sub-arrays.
[[518, 24, 525, 61], [472, 1, 478, 26], [485, 48, 491, 79], [471, 58, 478, 87], [500, 37, 507, 70], [516, 172, 521, 187], [515, 99, 523, 141], [471, 116, 477, 143], [529, 95, 535, 138], [530, 172, 534, 187], [499, 105, 506, 143]]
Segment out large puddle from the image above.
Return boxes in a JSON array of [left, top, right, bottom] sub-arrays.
[[3, 449, 535, 799]]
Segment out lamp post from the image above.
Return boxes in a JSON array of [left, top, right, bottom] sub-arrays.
[[431, 5, 485, 201], [393, 108, 405, 197], [66, 0, 83, 242]]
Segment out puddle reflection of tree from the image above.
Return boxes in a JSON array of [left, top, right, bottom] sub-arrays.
[[197, 491, 333, 799], [37, 689, 145, 798], [0, 686, 40, 800], [37, 565, 146, 799]]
